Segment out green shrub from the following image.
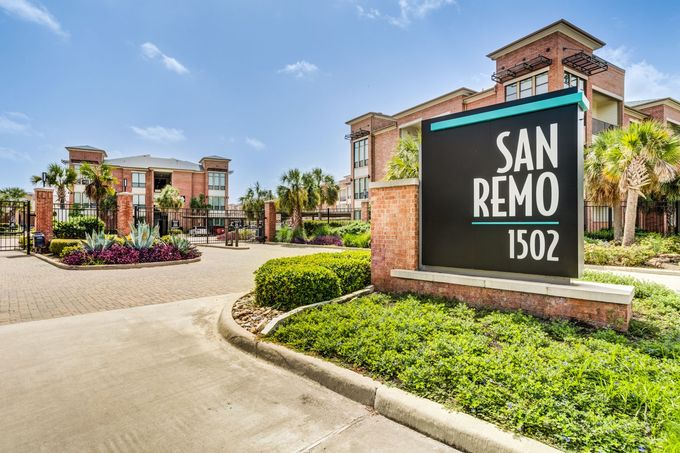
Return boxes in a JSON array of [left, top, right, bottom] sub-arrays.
[[584, 242, 656, 266], [49, 239, 83, 256], [275, 226, 293, 242], [59, 244, 83, 258], [169, 228, 183, 235], [331, 220, 370, 236], [254, 264, 341, 310], [53, 216, 105, 239], [342, 231, 370, 248], [272, 273, 680, 452], [303, 220, 353, 237], [585, 228, 614, 241], [254, 251, 371, 309]]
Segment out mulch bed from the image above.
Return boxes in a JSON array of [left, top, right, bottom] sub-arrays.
[[232, 293, 283, 334]]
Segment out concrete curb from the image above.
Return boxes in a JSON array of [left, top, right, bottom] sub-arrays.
[[260, 286, 375, 335], [33, 253, 201, 270], [585, 264, 680, 276], [197, 243, 251, 251], [261, 242, 366, 251], [217, 297, 559, 453]]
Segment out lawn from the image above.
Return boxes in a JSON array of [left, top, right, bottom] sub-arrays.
[[270, 271, 680, 452]]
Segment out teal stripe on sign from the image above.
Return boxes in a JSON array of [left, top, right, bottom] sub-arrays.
[[471, 221, 560, 225], [431, 92, 589, 132]]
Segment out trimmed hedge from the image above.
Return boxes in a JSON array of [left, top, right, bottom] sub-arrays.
[[53, 216, 105, 239], [254, 250, 370, 309], [49, 239, 82, 256]]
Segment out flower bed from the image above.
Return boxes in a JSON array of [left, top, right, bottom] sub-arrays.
[[270, 271, 680, 452], [275, 220, 371, 248]]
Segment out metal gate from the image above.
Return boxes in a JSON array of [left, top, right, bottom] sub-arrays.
[[0, 201, 31, 253]]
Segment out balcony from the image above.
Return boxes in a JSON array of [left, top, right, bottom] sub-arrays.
[[592, 118, 617, 135]]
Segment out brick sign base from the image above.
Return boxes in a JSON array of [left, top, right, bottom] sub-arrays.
[[369, 179, 633, 331]]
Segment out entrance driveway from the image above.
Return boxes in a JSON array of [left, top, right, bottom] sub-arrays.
[[0, 294, 454, 452], [0, 244, 335, 325]]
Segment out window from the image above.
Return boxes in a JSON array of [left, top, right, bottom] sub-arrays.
[[74, 192, 94, 207], [209, 196, 225, 209], [132, 195, 145, 206], [208, 172, 226, 190], [353, 139, 368, 168], [669, 122, 680, 136], [564, 72, 586, 92], [505, 72, 548, 101], [132, 172, 145, 188], [353, 177, 369, 200]]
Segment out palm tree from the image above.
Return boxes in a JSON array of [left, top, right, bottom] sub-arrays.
[[385, 133, 420, 180], [277, 169, 316, 232], [585, 128, 624, 240], [79, 162, 118, 229], [31, 163, 78, 208], [0, 187, 29, 201], [310, 168, 340, 216], [239, 182, 273, 220], [604, 121, 680, 246]]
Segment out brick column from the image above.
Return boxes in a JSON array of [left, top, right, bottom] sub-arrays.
[[116, 192, 133, 237], [34, 188, 54, 241], [369, 179, 419, 291], [360, 201, 370, 222], [264, 200, 277, 242]]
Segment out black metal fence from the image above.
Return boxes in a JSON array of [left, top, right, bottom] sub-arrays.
[[585, 201, 680, 235], [53, 204, 118, 234], [133, 206, 265, 244], [0, 201, 31, 253]]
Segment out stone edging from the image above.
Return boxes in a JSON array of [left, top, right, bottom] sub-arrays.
[[260, 286, 375, 335], [218, 298, 558, 453], [33, 253, 201, 270], [585, 264, 680, 276]]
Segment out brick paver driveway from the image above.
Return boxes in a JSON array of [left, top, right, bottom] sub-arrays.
[[0, 244, 336, 325]]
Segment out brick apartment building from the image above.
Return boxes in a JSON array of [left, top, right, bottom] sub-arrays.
[[63, 145, 231, 209], [345, 19, 680, 214]]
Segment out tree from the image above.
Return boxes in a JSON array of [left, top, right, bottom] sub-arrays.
[[239, 182, 273, 220], [155, 185, 185, 210], [190, 194, 211, 210], [585, 128, 624, 240], [0, 187, 29, 201], [276, 169, 316, 232], [31, 163, 78, 208], [79, 162, 118, 229], [604, 121, 680, 246], [310, 168, 339, 215], [385, 133, 420, 180]]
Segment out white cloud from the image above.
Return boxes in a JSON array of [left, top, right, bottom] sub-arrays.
[[140, 42, 189, 75], [245, 137, 265, 150], [131, 125, 186, 143], [596, 45, 680, 101], [0, 147, 29, 161], [355, 0, 456, 28], [0, 0, 67, 37], [278, 60, 319, 79], [0, 111, 30, 134]]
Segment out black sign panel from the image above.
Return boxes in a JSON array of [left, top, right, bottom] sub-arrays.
[[421, 88, 584, 279]]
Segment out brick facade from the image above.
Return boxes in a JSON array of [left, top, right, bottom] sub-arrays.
[[116, 192, 133, 236], [264, 201, 277, 242], [370, 180, 632, 331], [34, 188, 54, 241]]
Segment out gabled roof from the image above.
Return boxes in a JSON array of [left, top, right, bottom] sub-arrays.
[[626, 98, 680, 111], [104, 154, 202, 171], [66, 145, 108, 157], [345, 111, 395, 125], [487, 19, 605, 60], [200, 155, 231, 162]]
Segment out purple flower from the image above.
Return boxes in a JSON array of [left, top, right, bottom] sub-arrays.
[[310, 235, 343, 246]]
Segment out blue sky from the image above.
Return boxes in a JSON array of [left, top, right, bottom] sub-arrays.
[[1, 0, 679, 199]]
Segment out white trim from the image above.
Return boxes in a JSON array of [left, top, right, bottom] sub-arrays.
[[369, 178, 419, 189], [391, 269, 634, 305], [666, 117, 680, 126], [501, 68, 549, 86], [373, 125, 397, 136], [563, 66, 589, 80], [592, 86, 623, 101], [399, 118, 422, 129]]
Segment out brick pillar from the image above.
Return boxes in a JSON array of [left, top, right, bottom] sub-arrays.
[[264, 200, 277, 242], [34, 188, 54, 241], [360, 201, 370, 222], [116, 192, 133, 237], [369, 179, 419, 291]]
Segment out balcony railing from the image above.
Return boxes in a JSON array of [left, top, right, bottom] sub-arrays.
[[592, 118, 617, 135]]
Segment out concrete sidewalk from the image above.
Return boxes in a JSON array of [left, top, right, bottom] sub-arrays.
[[0, 294, 455, 452], [585, 265, 680, 292]]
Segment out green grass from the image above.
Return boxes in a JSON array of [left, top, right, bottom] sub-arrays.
[[271, 271, 680, 452]]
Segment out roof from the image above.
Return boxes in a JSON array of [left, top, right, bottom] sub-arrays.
[[65, 145, 108, 157], [345, 112, 395, 126], [104, 154, 202, 171], [393, 87, 477, 119], [626, 98, 680, 112], [626, 99, 661, 108], [199, 155, 231, 162], [487, 19, 606, 60]]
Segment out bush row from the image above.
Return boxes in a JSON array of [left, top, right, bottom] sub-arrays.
[[254, 250, 370, 310], [53, 216, 105, 239], [584, 232, 680, 267], [276, 220, 371, 248]]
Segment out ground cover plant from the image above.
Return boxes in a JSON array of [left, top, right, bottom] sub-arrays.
[[585, 232, 680, 267], [275, 220, 371, 248], [59, 223, 200, 266], [271, 271, 680, 452], [254, 250, 370, 310]]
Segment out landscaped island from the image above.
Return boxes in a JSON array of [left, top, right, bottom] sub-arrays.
[[49, 221, 200, 266], [247, 252, 679, 452]]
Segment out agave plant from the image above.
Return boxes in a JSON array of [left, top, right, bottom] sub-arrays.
[[165, 234, 192, 253], [83, 230, 115, 253], [126, 222, 159, 250]]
